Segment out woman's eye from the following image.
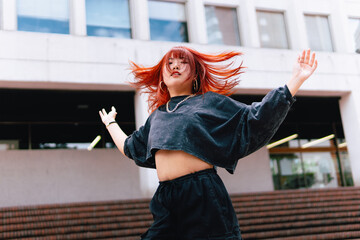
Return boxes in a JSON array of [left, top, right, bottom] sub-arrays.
[[169, 62, 173, 65]]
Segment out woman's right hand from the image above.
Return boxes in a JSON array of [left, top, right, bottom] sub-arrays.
[[99, 106, 117, 126], [99, 106, 128, 155]]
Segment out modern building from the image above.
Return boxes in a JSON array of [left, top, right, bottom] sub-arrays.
[[0, 0, 359, 208]]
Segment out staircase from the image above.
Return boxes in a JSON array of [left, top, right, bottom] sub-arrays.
[[235, 187, 360, 240], [0, 187, 359, 239]]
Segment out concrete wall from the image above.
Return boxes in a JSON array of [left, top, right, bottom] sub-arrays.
[[0, 149, 143, 208], [219, 148, 274, 194]]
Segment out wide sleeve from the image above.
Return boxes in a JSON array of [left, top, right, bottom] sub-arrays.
[[238, 85, 295, 158], [123, 118, 155, 169]]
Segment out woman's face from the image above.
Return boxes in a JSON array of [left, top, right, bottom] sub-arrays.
[[162, 56, 192, 96]]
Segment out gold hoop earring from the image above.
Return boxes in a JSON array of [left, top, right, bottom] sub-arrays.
[[193, 79, 199, 93], [159, 81, 167, 92]]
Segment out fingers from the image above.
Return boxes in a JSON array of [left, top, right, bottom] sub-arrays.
[[304, 49, 311, 64], [300, 50, 306, 63], [99, 108, 105, 117], [102, 108, 107, 115], [309, 52, 316, 67], [99, 107, 117, 118], [299, 49, 317, 67], [99, 108, 108, 120]]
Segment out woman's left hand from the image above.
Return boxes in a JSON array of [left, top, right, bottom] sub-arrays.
[[292, 49, 318, 82], [287, 49, 318, 96]]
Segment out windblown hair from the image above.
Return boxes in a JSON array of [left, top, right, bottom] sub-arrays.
[[130, 46, 245, 112]]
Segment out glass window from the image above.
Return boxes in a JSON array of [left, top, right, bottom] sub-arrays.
[[85, 0, 131, 38], [302, 151, 339, 188], [17, 0, 69, 34], [270, 138, 341, 190], [0, 124, 29, 149], [271, 153, 305, 190], [348, 18, 360, 53], [339, 150, 354, 186], [305, 15, 334, 52], [205, 6, 240, 46], [0, 89, 135, 150], [31, 123, 105, 150], [256, 11, 289, 49], [148, 0, 188, 42]]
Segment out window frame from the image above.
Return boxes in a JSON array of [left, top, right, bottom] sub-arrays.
[[148, 0, 189, 43], [256, 9, 290, 49], [16, 0, 71, 34], [348, 16, 360, 54], [304, 13, 335, 52], [204, 4, 241, 46], [84, 0, 132, 39]]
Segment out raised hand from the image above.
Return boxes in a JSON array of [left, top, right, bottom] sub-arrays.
[[99, 106, 127, 155], [287, 49, 318, 96], [99, 106, 117, 126], [292, 49, 318, 83]]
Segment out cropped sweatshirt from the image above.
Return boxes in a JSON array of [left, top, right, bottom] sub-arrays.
[[124, 85, 296, 174]]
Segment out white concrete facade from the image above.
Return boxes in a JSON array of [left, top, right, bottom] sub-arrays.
[[0, 0, 359, 207]]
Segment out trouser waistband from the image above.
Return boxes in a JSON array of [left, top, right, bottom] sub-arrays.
[[159, 168, 216, 185]]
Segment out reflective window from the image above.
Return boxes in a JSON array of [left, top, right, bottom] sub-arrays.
[[86, 0, 131, 38], [302, 151, 339, 189], [271, 153, 305, 190], [17, 0, 69, 34], [148, 0, 188, 42], [269, 134, 353, 190], [0, 89, 135, 150], [339, 149, 354, 186], [256, 11, 289, 49], [205, 6, 240, 46], [305, 15, 334, 52], [270, 137, 346, 190], [348, 18, 360, 53]]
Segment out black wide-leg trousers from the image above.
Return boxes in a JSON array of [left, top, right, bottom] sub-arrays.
[[141, 168, 242, 240]]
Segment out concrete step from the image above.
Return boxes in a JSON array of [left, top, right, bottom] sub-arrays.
[[0, 187, 359, 239]]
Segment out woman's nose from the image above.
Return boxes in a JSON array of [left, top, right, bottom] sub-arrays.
[[172, 61, 180, 70]]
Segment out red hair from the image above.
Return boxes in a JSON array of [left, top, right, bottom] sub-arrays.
[[130, 46, 245, 112]]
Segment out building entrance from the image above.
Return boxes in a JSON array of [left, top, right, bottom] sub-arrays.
[[232, 94, 353, 190]]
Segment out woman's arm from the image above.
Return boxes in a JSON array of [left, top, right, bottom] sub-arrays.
[[286, 49, 318, 96], [99, 106, 128, 155]]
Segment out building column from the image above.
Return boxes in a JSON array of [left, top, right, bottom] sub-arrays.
[[238, 0, 260, 48], [1, 0, 17, 31], [186, 0, 207, 44], [69, 0, 87, 36], [129, 0, 150, 40], [330, 0, 353, 53], [134, 91, 158, 197], [339, 90, 360, 186], [287, 0, 308, 50]]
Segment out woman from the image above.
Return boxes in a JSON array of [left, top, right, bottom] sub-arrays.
[[99, 47, 318, 239]]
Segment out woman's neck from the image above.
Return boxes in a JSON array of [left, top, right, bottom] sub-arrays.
[[169, 89, 192, 98]]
